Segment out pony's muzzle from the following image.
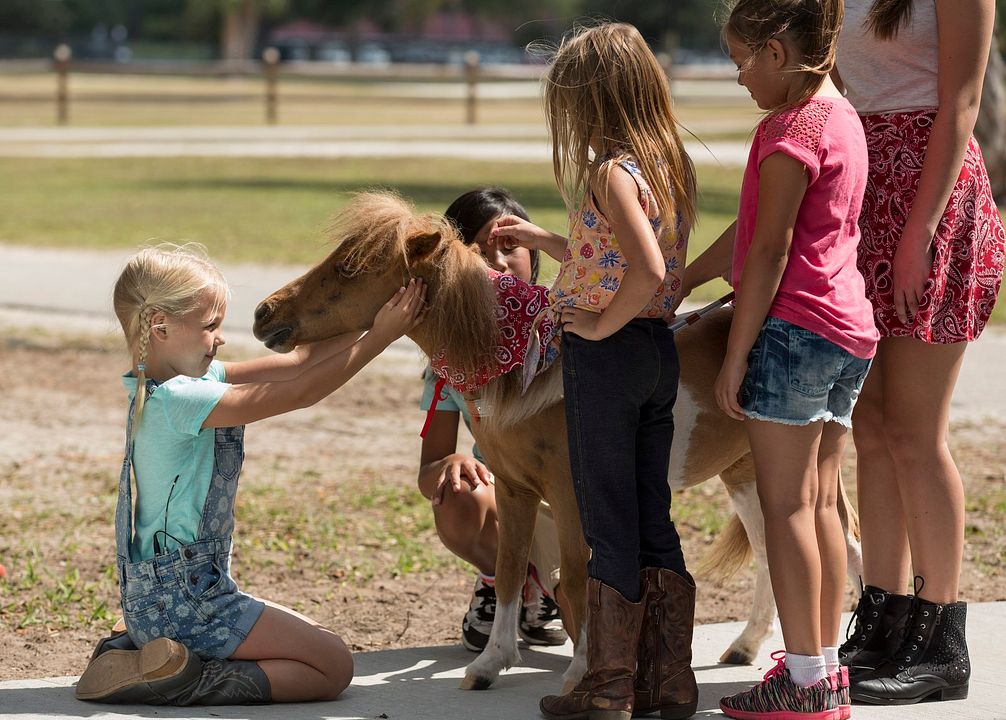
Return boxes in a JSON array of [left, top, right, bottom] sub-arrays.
[[252, 300, 295, 350]]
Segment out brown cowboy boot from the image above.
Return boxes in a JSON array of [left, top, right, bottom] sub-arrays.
[[540, 577, 645, 720], [633, 568, 698, 719]]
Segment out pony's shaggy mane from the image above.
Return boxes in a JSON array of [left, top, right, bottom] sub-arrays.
[[323, 191, 564, 424], [326, 191, 499, 378]]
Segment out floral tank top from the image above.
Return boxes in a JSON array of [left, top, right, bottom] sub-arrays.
[[522, 158, 688, 390], [549, 158, 687, 320]]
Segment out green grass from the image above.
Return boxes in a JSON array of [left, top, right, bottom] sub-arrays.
[[0, 155, 739, 293], [0, 154, 1000, 319]]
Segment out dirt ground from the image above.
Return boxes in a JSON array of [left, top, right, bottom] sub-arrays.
[[1, 327, 1004, 681]]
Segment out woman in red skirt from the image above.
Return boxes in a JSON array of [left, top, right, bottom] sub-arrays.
[[835, 0, 1005, 706]]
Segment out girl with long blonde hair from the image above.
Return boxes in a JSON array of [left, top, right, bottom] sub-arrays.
[[490, 22, 698, 720]]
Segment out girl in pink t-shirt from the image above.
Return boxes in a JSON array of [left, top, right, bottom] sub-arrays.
[[685, 2, 878, 719]]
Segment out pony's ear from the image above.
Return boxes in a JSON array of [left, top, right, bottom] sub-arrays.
[[406, 232, 442, 264]]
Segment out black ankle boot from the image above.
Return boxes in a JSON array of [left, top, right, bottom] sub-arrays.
[[850, 597, 970, 705], [839, 584, 913, 676]]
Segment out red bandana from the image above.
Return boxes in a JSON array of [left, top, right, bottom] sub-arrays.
[[429, 269, 555, 394]]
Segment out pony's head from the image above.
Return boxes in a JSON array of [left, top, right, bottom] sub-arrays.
[[254, 191, 499, 376]]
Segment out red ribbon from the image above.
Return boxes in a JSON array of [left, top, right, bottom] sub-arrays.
[[420, 376, 449, 438]]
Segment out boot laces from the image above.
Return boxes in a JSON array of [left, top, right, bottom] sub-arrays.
[[839, 589, 883, 653], [893, 577, 931, 671]]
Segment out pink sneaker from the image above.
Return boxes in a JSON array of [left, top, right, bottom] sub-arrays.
[[720, 651, 841, 720], [833, 666, 850, 720]]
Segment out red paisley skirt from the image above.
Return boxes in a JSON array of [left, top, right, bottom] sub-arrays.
[[858, 111, 1005, 343]]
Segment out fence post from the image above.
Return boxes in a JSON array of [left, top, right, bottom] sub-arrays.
[[53, 44, 72, 126], [464, 50, 480, 125], [263, 46, 280, 125]]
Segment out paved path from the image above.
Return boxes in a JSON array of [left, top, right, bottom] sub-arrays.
[[2, 244, 1003, 422], [2, 604, 1003, 719], [0, 125, 751, 166]]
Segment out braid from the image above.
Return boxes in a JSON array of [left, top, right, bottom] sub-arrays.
[[133, 305, 154, 428]]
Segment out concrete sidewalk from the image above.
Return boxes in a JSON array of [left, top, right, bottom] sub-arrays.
[[2, 604, 1003, 719]]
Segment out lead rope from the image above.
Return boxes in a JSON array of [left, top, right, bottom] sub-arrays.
[[667, 292, 735, 334]]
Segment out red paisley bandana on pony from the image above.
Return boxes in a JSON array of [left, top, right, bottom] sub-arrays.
[[430, 269, 556, 394]]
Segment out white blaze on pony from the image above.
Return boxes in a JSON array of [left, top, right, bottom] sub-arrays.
[[252, 192, 863, 689]]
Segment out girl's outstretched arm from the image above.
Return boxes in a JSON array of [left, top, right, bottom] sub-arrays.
[[222, 331, 365, 385], [489, 215, 567, 262], [560, 166, 665, 340], [715, 153, 807, 420], [203, 280, 426, 428], [682, 219, 737, 298]]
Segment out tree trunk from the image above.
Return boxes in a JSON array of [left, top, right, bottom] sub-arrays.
[[220, 0, 261, 72], [976, 47, 1006, 203]]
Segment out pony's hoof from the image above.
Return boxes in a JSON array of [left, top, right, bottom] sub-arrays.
[[459, 674, 493, 691], [719, 647, 755, 665]]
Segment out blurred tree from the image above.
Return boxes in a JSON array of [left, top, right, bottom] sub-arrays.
[[186, 0, 289, 62], [576, 0, 722, 52], [0, 0, 129, 35]]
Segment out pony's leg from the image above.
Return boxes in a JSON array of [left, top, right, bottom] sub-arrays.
[[460, 485, 538, 691], [720, 458, 777, 665], [543, 478, 589, 692]]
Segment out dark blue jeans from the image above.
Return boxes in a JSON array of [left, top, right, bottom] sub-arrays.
[[561, 318, 686, 602]]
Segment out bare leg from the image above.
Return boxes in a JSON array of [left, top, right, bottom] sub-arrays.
[[816, 422, 850, 647], [880, 337, 967, 603], [231, 601, 352, 702], [851, 356, 912, 594], [747, 419, 825, 657], [429, 482, 499, 576]]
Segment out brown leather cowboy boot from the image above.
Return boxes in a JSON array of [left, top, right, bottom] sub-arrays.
[[633, 568, 698, 719], [540, 577, 645, 720]]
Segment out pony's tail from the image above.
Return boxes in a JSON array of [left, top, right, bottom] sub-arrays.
[[695, 513, 752, 584]]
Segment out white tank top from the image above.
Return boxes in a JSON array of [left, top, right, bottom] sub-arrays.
[[836, 0, 939, 114]]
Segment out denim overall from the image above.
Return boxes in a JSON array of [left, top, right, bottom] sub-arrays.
[[116, 382, 264, 659]]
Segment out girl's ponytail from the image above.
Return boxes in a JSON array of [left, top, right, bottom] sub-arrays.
[[725, 0, 845, 112]]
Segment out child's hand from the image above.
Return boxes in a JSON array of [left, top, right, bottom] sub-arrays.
[[714, 357, 748, 421], [431, 456, 493, 506], [370, 279, 427, 345], [560, 306, 608, 341], [489, 215, 547, 251]]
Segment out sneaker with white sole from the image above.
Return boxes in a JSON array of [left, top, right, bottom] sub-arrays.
[[519, 572, 567, 646], [461, 573, 496, 652]]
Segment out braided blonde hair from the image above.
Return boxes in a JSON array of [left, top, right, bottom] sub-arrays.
[[113, 243, 228, 428]]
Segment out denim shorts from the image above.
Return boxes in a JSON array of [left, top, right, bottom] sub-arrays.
[[120, 537, 264, 659], [739, 317, 873, 428]]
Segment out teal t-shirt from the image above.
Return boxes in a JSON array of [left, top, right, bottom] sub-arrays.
[[122, 361, 230, 561], [419, 367, 483, 463]]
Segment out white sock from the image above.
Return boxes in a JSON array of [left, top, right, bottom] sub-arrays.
[[822, 646, 840, 674], [785, 652, 827, 687]]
